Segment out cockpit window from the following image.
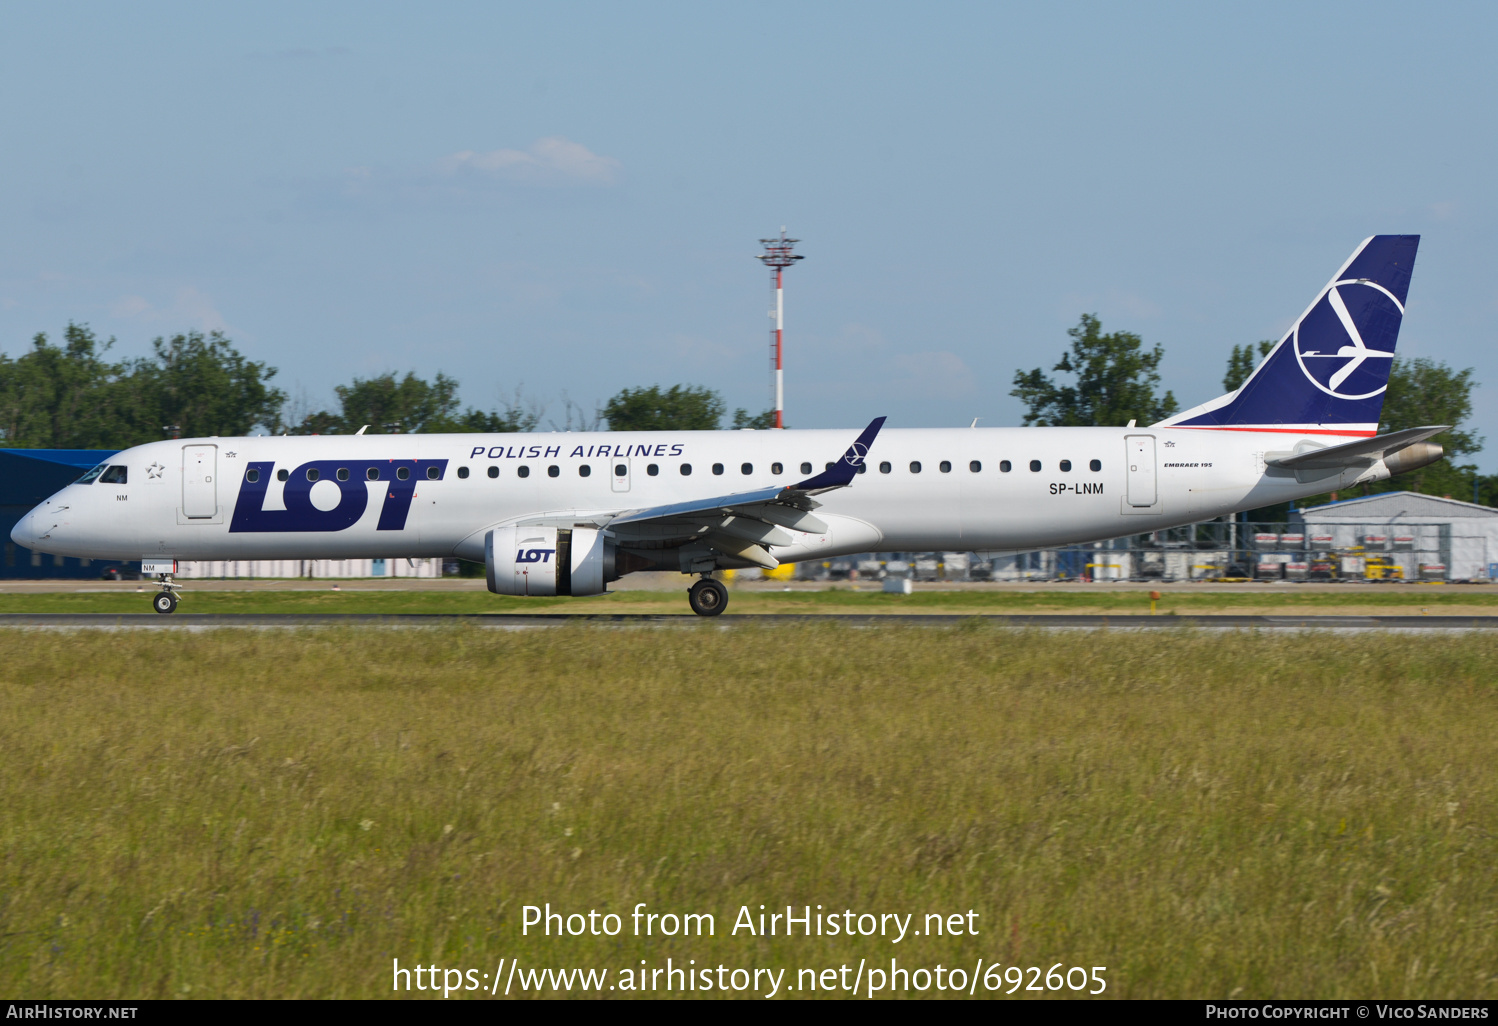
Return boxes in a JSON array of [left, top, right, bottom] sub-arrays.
[[100, 466, 128, 484], [76, 464, 107, 484]]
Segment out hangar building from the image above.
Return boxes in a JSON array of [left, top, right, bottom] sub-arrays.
[[1292, 491, 1498, 581]]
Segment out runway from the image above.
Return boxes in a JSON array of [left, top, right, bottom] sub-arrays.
[[0, 612, 1495, 630]]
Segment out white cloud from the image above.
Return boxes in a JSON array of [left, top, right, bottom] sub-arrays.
[[438, 136, 621, 186], [110, 288, 229, 333]]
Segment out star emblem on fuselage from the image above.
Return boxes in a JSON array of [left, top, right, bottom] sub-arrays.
[[146, 462, 164, 479]]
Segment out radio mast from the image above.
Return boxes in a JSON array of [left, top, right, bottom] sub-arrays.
[[756, 229, 803, 429]]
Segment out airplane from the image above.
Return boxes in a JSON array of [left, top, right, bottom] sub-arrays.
[[11, 235, 1447, 616]]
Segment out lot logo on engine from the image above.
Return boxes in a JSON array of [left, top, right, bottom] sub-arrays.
[[515, 548, 555, 564]]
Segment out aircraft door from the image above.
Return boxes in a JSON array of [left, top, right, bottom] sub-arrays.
[[1124, 435, 1157, 507], [611, 458, 630, 493], [181, 444, 218, 518]]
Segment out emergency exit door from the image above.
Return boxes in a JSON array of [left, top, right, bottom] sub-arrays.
[[1124, 435, 1157, 507], [611, 458, 631, 493], [182, 444, 218, 518]]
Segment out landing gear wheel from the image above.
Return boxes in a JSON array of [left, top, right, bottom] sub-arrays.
[[152, 591, 178, 615], [688, 578, 728, 617]]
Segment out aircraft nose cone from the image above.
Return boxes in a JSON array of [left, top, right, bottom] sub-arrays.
[[10, 511, 35, 548]]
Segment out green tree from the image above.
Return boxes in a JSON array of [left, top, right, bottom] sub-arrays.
[[0, 324, 284, 448], [0, 324, 121, 448], [1372, 357, 1481, 497], [132, 331, 286, 439], [1223, 340, 1276, 392], [1011, 314, 1178, 426], [602, 385, 726, 431], [292, 372, 539, 435], [732, 407, 778, 430]]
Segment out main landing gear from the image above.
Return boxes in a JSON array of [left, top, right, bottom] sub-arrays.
[[151, 574, 181, 615], [687, 576, 728, 617]]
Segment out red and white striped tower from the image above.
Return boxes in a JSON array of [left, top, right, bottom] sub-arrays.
[[757, 229, 803, 429]]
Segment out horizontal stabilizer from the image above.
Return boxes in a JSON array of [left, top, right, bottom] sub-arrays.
[[1265, 425, 1448, 470]]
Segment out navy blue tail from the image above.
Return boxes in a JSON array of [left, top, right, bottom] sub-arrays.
[[1160, 235, 1419, 436]]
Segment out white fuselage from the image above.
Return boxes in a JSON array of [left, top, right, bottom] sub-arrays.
[[13, 425, 1380, 567]]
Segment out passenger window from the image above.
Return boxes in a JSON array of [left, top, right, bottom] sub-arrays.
[[427, 466, 440, 480], [368, 467, 382, 481], [396, 467, 410, 481], [741, 463, 752, 475], [277, 469, 289, 482], [879, 461, 891, 473], [909, 461, 922, 474], [680, 464, 692, 476], [518, 466, 530, 478], [457, 466, 470, 479], [614, 464, 626, 477], [1000, 460, 1011, 473], [547, 465, 560, 478], [1059, 460, 1071, 472], [487, 466, 499, 479], [76, 464, 107, 484], [771, 462, 783, 475], [1090, 459, 1102, 472], [856, 464, 866, 474], [246, 468, 260, 484], [100, 465, 128, 484], [800, 462, 812, 474], [712, 463, 724, 476], [306, 468, 320, 481], [826, 462, 835, 472], [1029, 460, 1041, 472], [968, 461, 980, 473], [647, 464, 659, 476], [579, 465, 591, 478], [939, 461, 951, 473], [336, 467, 349, 482]]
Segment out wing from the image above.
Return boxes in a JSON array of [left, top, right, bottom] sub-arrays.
[[606, 417, 886, 570]]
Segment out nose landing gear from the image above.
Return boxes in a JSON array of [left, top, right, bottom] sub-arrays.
[[687, 576, 728, 617], [151, 574, 181, 614]]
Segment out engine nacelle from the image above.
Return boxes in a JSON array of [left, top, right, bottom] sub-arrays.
[[1384, 441, 1444, 477], [485, 525, 613, 596]]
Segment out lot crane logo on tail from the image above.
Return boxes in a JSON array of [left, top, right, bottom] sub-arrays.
[[1293, 279, 1402, 400]]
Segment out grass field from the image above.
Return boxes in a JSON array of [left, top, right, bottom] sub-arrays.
[[1, 583, 1496, 617], [2, 625, 1495, 999]]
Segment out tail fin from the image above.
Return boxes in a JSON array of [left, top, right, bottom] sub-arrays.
[[1158, 235, 1419, 437]]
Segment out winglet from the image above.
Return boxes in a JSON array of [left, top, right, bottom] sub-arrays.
[[791, 416, 887, 494]]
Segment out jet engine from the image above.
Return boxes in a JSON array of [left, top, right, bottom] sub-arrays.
[[1384, 441, 1444, 477], [485, 524, 615, 596]]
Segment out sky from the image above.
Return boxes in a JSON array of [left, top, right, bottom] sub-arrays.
[[2, 2, 1495, 462]]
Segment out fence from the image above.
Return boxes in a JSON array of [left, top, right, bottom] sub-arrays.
[[796, 520, 1492, 583]]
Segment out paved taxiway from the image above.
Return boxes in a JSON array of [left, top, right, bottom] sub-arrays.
[[0, 613, 1494, 630]]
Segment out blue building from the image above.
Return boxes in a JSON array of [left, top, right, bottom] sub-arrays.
[[0, 449, 118, 579]]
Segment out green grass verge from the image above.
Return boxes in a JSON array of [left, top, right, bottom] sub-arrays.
[[1, 626, 1494, 998], [0, 584, 1495, 616]]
